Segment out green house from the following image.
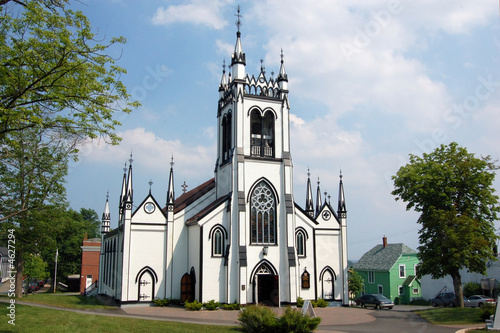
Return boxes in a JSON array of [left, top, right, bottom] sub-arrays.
[[352, 237, 421, 304]]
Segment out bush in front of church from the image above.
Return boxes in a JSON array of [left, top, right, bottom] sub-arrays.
[[204, 300, 221, 310], [238, 305, 321, 333], [185, 300, 203, 311]]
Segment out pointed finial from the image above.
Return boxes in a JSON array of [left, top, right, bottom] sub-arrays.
[[106, 190, 109, 200], [170, 155, 174, 169], [271, 70, 275, 78], [281, 48, 284, 63], [235, 5, 242, 32], [148, 179, 153, 192], [129, 152, 134, 165], [328, 194, 331, 203], [307, 167, 311, 178], [324, 192, 328, 203], [317, 176, 320, 186], [340, 169, 343, 180], [181, 181, 188, 194], [222, 59, 226, 72], [260, 58, 265, 74], [123, 161, 127, 174]]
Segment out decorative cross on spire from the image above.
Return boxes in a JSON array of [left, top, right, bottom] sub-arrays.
[[129, 152, 134, 165], [281, 48, 284, 63], [123, 161, 127, 173], [148, 179, 153, 192], [235, 5, 242, 32], [181, 181, 188, 194], [260, 58, 265, 74], [170, 155, 174, 169], [307, 167, 311, 178]]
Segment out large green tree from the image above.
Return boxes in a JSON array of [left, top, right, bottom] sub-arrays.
[[392, 142, 499, 307], [0, 0, 138, 296]]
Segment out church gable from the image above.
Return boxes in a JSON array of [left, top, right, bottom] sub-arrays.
[[132, 194, 167, 224]]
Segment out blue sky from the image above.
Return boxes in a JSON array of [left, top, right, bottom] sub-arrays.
[[66, 0, 500, 260]]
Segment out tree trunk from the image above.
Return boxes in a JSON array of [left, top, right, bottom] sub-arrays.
[[451, 272, 464, 307], [15, 257, 24, 298]]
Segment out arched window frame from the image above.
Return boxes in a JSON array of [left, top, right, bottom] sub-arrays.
[[209, 225, 227, 257], [249, 180, 277, 245], [221, 112, 232, 163], [296, 231, 305, 257], [250, 108, 275, 158]]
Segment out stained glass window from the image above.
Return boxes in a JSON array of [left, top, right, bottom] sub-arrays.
[[250, 181, 276, 244]]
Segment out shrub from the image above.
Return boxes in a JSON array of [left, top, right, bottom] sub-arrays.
[[204, 300, 221, 311], [153, 298, 171, 307], [409, 298, 430, 306], [313, 298, 329, 308], [222, 302, 241, 310], [463, 282, 483, 298], [238, 305, 278, 332], [185, 300, 203, 311], [277, 306, 321, 333], [296, 297, 304, 308], [480, 303, 496, 321]]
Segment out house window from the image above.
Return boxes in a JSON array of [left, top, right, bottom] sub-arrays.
[[399, 264, 406, 278], [414, 264, 419, 276], [250, 181, 276, 244], [250, 109, 274, 157], [398, 286, 404, 295], [378, 285, 383, 294], [296, 230, 306, 257], [368, 271, 375, 283], [413, 288, 419, 294], [212, 228, 224, 257]]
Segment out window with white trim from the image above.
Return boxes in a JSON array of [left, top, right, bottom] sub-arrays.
[[212, 228, 224, 256], [399, 264, 406, 278], [296, 230, 306, 257], [250, 181, 276, 244], [368, 271, 375, 283]]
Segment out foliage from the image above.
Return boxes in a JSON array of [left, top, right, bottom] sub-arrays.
[[204, 300, 221, 310], [23, 254, 49, 280], [348, 268, 364, 299], [409, 298, 430, 306], [0, 0, 137, 297], [238, 305, 278, 333], [463, 282, 483, 298], [479, 303, 496, 321], [222, 301, 241, 310], [185, 300, 203, 311], [311, 298, 328, 308], [296, 296, 304, 308], [153, 298, 171, 307], [392, 142, 500, 307], [277, 307, 321, 333], [238, 305, 321, 333]]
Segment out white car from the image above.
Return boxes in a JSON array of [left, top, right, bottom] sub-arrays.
[[464, 295, 496, 308]]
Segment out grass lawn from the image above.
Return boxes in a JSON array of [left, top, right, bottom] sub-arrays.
[[9, 293, 114, 309], [416, 307, 484, 325], [0, 304, 240, 333]]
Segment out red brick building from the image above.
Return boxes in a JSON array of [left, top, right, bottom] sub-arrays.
[[80, 236, 101, 293]]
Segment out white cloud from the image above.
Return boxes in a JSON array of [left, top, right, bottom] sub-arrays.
[[152, 0, 233, 30]]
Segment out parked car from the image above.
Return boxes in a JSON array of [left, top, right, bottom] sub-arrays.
[[357, 294, 394, 309], [28, 280, 39, 292], [464, 295, 496, 308], [431, 292, 456, 307]]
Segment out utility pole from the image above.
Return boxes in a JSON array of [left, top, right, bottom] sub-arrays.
[[54, 248, 58, 293]]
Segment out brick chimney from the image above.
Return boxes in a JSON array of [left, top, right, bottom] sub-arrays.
[[383, 236, 387, 248]]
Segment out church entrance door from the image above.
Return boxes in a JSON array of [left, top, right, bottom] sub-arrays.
[[321, 269, 334, 300], [138, 271, 154, 302], [180, 273, 194, 303], [256, 274, 279, 306]]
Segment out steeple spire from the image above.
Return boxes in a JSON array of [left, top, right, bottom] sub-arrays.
[[219, 59, 227, 92], [278, 48, 288, 82], [101, 192, 110, 234], [119, 161, 127, 223], [338, 170, 347, 218], [231, 5, 246, 79], [305, 169, 314, 217], [166, 155, 175, 207], [316, 177, 322, 216], [125, 153, 133, 204]]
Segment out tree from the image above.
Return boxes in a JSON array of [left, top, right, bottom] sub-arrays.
[[0, 0, 138, 296], [348, 268, 364, 301], [392, 142, 499, 307], [23, 254, 49, 281]]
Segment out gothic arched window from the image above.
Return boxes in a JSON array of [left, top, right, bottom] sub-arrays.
[[296, 231, 306, 257], [213, 228, 223, 256], [222, 113, 232, 163], [250, 181, 276, 244], [250, 110, 274, 157]]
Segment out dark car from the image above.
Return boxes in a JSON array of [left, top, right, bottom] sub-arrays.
[[357, 294, 394, 309], [431, 292, 456, 307]]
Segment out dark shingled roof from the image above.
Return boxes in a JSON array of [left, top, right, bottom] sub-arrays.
[[352, 243, 417, 271]]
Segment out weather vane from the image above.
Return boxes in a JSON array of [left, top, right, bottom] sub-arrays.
[[235, 5, 242, 32]]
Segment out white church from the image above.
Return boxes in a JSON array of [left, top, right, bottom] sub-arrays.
[[98, 19, 349, 307]]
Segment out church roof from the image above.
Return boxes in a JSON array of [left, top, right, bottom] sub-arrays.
[[352, 243, 417, 271], [172, 178, 215, 214], [186, 194, 230, 225]]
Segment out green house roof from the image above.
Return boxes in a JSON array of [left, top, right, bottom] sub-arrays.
[[352, 243, 417, 271]]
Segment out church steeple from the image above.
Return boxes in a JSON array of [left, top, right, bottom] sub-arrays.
[[337, 171, 347, 218], [305, 169, 314, 217], [231, 5, 246, 80], [166, 156, 175, 208], [219, 59, 228, 97], [125, 153, 133, 204], [101, 192, 110, 234], [119, 161, 127, 223], [316, 177, 322, 216], [277, 49, 288, 90]]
